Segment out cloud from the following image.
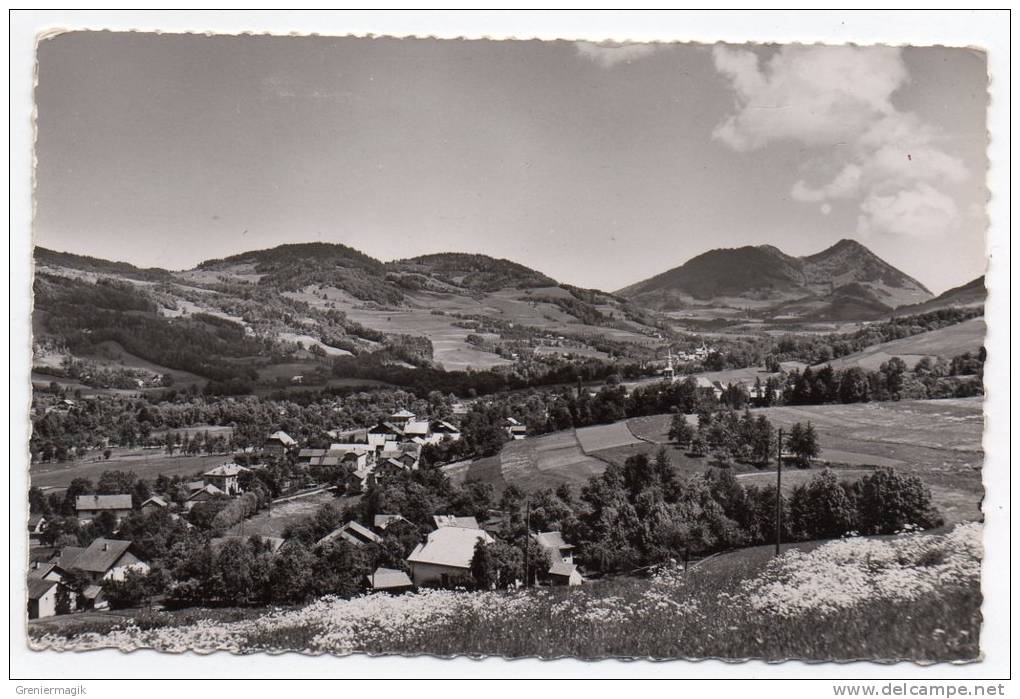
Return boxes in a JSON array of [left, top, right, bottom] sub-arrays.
[[858, 183, 959, 238], [712, 44, 967, 239], [575, 41, 658, 68]]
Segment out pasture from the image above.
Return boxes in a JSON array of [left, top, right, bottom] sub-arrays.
[[817, 317, 985, 371], [628, 398, 984, 523]]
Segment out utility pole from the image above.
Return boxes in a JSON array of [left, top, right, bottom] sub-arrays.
[[525, 500, 532, 587], [775, 428, 783, 557]]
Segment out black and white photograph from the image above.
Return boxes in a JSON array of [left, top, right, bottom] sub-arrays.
[[10, 10, 1010, 682]]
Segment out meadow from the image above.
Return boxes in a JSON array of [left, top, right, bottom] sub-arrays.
[[818, 317, 985, 371], [30, 523, 982, 662], [30, 453, 229, 491]]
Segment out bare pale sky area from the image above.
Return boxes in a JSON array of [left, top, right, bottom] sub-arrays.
[[34, 32, 988, 294]]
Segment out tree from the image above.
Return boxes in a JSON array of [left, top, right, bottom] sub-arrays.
[[789, 469, 857, 540], [103, 568, 152, 609], [787, 422, 819, 467], [269, 542, 318, 604], [857, 467, 944, 535], [96, 470, 138, 495], [668, 411, 695, 447], [29, 486, 51, 516]]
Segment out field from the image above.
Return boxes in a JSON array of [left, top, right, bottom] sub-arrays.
[[30, 524, 982, 662], [460, 398, 983, 523], [818, 317, 986, 371], [30, 453, 230, 491], [629, 398, 984, 523]]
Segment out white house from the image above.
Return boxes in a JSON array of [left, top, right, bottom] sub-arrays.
[[27, 578, 62, 619], [203, 463, 250, 495], [56, 538, 150, 610], [406, 526, 494, 587]]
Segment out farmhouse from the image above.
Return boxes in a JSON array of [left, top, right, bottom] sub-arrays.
[[388, 408, 417, 425], [406, 525, 494, 587], [75, 494, 133, 524], [203, 463, 250, 495], [430, 420, 462, 442], [53, 538, 150, 609], [28, 514, 47, 543], [263, 430, 297, 456]]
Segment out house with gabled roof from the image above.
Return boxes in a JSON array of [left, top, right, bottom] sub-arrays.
[[140, 496, 169, 513], [532, 530, 582, 586], [263, 430, 297, 456], [430, 420, 462, 442], [203, 463, 250, 495], [406, 525, 493, 587], [27, 577, 63, 619], [75, 494, 133, 524], [184, 484, 225, 511], [56, 538, 150, 608]]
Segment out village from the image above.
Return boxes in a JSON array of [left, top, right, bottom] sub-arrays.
[[26, 406, 587, 620]]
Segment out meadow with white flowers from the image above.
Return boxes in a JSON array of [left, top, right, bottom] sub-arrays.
[[31, 523, 981, 661]]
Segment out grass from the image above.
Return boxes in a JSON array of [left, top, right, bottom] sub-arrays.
[[30, 453, 229, 490], [628, 398, 984, 524], [223, 491, 338, 539], [820, 317, 985, 371], [30, 525, 982, 662], [575, 421, 643, 452]]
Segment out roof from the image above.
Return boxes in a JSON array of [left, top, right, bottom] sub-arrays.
[[374, 514, 410, 530], [505, 416, 521, 426], [407, 526, 493, 569], [82, 584, 104, 600], [370, 421, 405, 436], [317, 521, 383, 548], [187, 484, 224, 500], [203, 463, 250, 477], [299, 448, 326, 458], [548, 561, 580, 578], [432, 420, 461, 433], [140, 496, 168, 508], [75, 494, 132, 512], [433, 514, 480, 530], [69, 538, 136, 574], [28, 562, 59, 580], [266, 430, 297, 446], [53, 546, 84, 570], [187, 480, 206, 491], [366, 567, 413, 590], [533, 531, 573, 551], [390, 409, 416, 419], [695, 376, 716, 388], [27, 578, 58, 600], [402, 419, 431, 436]]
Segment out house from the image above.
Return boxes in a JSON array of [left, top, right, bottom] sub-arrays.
[[203, 463, 250, 495], [27, 578, 63, 619], [368, 422, 404, 444], [140, 496, 169, 513], [263, 430, 297, 456], [433, 514, 481, 530], [533, 531, 575, 566], [56, 538, 150, 610], [402, 418, 432, 441], [366, 567, 414, 592], [75, 494, 133, 524], [316, 520, 383, 549], [406, 525, 494, 587], [430, 420, 462, 443], [505, 417, 527, 440], [388, 409, 416, 426], [694, 376, 724, 399], [184, 484, 225, 511]]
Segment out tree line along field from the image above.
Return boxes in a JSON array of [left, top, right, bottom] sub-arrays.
[[459, 397, 983, 524]]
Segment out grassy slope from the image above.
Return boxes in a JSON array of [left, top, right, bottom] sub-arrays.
[[816, 317, 986, 371]]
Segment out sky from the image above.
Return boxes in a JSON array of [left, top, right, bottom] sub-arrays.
[[34, 33, 989, 294]]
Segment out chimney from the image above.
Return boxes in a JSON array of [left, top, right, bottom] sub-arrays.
[[103, 543, 109, 551], [32, 561, 39, 570]]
